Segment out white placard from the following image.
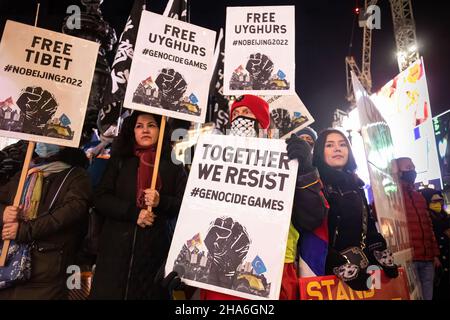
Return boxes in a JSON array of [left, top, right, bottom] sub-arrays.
[[125, 10, 216, 123], [0, 20, 99, 147]]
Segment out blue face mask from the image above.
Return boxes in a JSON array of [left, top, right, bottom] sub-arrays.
[[400, 170, 417, 184], [35, 143, 61, 158]]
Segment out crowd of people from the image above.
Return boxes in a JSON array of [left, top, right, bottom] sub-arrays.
[[0, 94, 449, 300]]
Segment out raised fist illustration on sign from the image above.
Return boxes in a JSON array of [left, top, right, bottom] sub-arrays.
[[204, 217, 250, 287], [16, 86, 58, 135], [155, 68, 187, 111], [245, 53, 274, 90], [271, 108, 292, 134]]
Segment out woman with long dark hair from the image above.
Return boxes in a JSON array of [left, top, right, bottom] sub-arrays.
[[90, 111, 187, 299], [313, 129, 398, 291]]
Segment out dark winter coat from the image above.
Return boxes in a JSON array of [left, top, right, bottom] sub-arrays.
[[89, 154, 187, 300], [291, 169, 329, 232], [318, 166, 381, 273], [320, 167, 378, 249], [0, 150, 91, 300], [400, 182, 440, 261]]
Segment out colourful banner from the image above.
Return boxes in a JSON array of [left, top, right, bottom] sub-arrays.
[[299, 268, 410, 300], [371, 58, 441, 187]]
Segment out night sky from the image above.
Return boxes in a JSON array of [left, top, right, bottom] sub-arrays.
[[1, 0, 449, 131]]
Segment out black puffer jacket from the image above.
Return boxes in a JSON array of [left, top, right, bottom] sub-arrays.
[[90, 155, 187, 300]]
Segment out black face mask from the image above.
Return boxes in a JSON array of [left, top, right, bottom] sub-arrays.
[[400, 170, 417, 184]]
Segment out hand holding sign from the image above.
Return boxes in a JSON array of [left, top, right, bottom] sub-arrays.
[[286, 134, 314, 175], [137, 209, 156, 228], [1, 222, 18, 240], [2, 205, 21, 224], [144, 188, 160, 208], [155, 68, 187, 110], [245, 53, 273, 89]]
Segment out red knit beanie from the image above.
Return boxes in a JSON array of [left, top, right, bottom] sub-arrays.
[[230, 95, 270, 129]]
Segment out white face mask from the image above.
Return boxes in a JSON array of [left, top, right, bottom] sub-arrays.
[[230, 116, 258, 137]]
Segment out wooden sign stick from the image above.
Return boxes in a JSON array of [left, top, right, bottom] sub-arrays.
[[147, 115, 166, 213], [0, 3, 40, 267]]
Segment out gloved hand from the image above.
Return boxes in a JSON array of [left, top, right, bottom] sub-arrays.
[[367, 233, 399, 279], [154, 264, 184, 300], [286, 134, 314, 174]]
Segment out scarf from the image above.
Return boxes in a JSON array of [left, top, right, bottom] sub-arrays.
[[317, 164, 362, 191], [230, 116, 259, 137], [134, 144, 162, 209], [21, 161, 71, 220]]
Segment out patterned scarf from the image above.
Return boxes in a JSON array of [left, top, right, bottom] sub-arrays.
[[134, 144, 162, 209], [230, 116, 259, 137], [21, 161, 71, 220]]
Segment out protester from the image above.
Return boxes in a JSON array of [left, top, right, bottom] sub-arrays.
[[283, 129, 329, 299], [89, 111, 187, 300], [419, 188, 449, 300], [292, 128, 329, 281], [199, 95, 271, 300], [0, 144, 91, 299], [199, 95, 328, 300], [394, 157, 440, 300], [313, 129, 398, 291]]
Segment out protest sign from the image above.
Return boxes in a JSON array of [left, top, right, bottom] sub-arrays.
[[265, 94, 314, 139], [224, 6, 295, 96], [166, 134, 298, 300], [124, 10, 216, 123], [0, 20, 99, 147]]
